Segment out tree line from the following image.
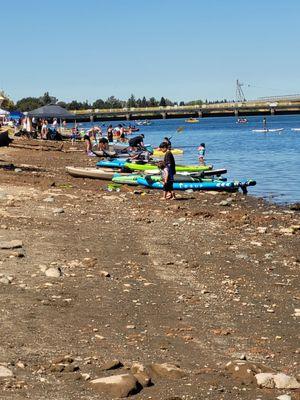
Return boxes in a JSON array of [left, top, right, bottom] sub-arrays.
[[1, 90, 231, 112]]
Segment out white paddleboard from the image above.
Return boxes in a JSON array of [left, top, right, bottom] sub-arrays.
[[252, 128, 284, 133]]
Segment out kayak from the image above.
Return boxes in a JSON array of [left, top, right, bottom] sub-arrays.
[[137, 178, 235, 191], [96, 159, 212, 172], [137, 177, 256, 192], [185, 118, 199, 123], [252, 128, 284, 133], [144, 174, 227, 183], [66, 166, 117, 180], [112, 173, 141, 186], [124, 162, 213, 172], [97, 159, 127, 168], [153, 148, 184, 157], [112, 173, 227, 186]]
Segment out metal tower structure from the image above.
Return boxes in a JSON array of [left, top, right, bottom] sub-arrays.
[[236, 79, 246, 102]]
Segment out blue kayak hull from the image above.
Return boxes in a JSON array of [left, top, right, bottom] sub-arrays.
[[137, 178, 235, 191]]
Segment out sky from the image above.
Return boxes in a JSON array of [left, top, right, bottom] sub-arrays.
[[1, 0, 300, 103]]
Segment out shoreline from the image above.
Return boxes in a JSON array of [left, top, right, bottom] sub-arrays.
[[0, 142, 299, 399]]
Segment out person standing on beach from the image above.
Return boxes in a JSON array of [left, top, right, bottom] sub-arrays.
[[159, 142, 176, 199]]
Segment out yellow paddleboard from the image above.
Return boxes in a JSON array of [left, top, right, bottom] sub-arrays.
[[153, 148, 184, 157]]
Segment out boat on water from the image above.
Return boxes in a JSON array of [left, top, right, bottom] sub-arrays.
[[185, 118, 199, 123], [291, 128, 300, 131], [136, 120, 152, 126], [252, 128, 284, 133], [236, 118, 248, 124]]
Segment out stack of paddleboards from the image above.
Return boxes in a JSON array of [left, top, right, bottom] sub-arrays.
[[65, 158, 256, 194]]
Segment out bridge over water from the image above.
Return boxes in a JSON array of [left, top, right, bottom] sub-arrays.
[[72, 99, 300, 121]]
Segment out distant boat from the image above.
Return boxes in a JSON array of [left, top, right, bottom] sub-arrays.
[[236, 118, 248, 124], [136, 120, 152, 126], [185, 118, 199, 123], [252, 128, 284, 133], [291, 128, 300, 131]]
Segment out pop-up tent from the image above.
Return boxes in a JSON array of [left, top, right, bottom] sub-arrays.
[[27, 104, 74, 119], [0, 108, 9, 116]]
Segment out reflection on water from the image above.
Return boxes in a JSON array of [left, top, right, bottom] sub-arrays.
[[77, 114, 300, 204]]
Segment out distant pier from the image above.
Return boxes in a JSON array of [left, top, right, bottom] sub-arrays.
[[71, 99, 300, 121]]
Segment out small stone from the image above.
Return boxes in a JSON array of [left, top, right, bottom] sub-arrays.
[[43, 197, 55, 203], [0, 240, 23, 249], [255, 372, 275, 388], [0, 276, 11, 285], [277, 395, 292, 400], [91, 374, 140, 397], [100, 270, 110, 278], [274, 373, 300, 389], [53, 208, 64, 214], [131, 363, 151, 387], [126, 325, 136, 330], [149, 363, 186, 379], [0, 365, 13, 377], [45, 267, 62, 278], [14, 168, 22, 173], [100, 359, 123, 371]]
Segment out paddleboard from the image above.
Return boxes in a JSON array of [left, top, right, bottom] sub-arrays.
[[66, 166, 117, 180], [252, 128, 284, 133]]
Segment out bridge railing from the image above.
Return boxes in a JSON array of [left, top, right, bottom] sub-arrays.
[[71, 99, 300, 115]]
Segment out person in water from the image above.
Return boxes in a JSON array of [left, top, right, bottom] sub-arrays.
[[198, 143, 206, 164], [128, 134, 145, 151], [159, 142, 176, 199]]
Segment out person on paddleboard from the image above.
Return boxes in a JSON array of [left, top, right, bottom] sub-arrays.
[[263, 117, 267, 130]]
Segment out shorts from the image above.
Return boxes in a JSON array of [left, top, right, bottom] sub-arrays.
[[163, 181, 173, 192]]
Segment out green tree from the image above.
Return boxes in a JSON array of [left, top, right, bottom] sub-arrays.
[[93, 99, 105, 109], [159, 97, 166, 106], [40, 92, 57, 105], [141, 96, 147, 107], [149, 97, 158, 107], [127, 94, 136, 108], [179, 101, 185, 106], [16, 97, 42, 112]]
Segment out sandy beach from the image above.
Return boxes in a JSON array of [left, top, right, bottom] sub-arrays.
[[0, 141, 299, 399]]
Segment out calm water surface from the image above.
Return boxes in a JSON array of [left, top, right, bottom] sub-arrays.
[[78, 115, 300, 204]]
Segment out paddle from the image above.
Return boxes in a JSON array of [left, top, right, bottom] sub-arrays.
[[169, 126, 184, 140]]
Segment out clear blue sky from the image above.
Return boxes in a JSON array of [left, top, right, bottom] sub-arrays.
[[2, 0, 300, 103]]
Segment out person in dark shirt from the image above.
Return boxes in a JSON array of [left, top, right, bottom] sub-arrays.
[[128, 134, 145, 151], [159, 142, 176, 199]]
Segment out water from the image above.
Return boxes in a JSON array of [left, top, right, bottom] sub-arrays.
[[75, 115, 300, 204]]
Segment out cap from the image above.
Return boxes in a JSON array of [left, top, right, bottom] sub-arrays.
[[159, 142, 168, 149]]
